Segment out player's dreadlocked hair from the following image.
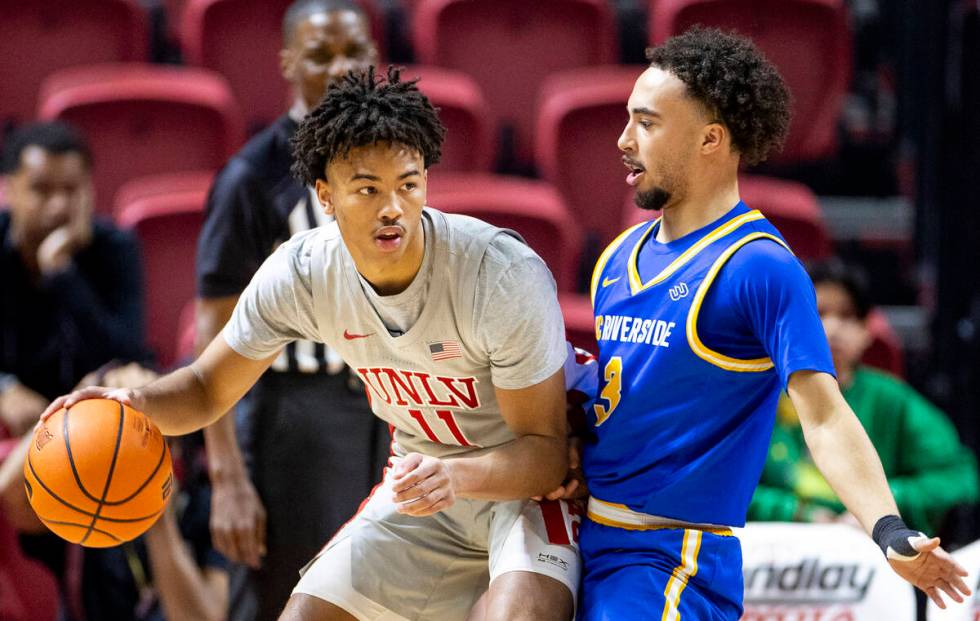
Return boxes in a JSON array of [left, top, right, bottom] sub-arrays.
[[646, 27, 791, 165], [291, 66, 446, 186]]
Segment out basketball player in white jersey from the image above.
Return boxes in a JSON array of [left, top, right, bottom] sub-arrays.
[[43, 67, 579, 621]]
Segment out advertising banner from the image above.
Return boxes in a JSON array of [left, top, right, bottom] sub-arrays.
[[739, 522, 916, 620]]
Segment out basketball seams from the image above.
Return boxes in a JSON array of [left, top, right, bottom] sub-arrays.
[[26, 400, 172, 546], [62, 406, 103, 504], [102, 428, 168, 506], [26, 454, 101, 520], [26, 452, 164, 522], [79, 401, 126, 545], [38, 518, 123, 543]]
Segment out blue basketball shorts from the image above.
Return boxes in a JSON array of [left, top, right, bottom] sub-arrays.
[[578, 518, 744, 620]]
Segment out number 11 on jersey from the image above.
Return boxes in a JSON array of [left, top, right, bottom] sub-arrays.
[[408, 409, 473, 446], [593, 356, 622, 426]]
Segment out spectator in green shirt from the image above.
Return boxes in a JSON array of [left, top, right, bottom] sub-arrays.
[[749, 259, 978, 534]]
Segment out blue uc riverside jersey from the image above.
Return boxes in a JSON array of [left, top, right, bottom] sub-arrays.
[[585, 205, 831, 527]]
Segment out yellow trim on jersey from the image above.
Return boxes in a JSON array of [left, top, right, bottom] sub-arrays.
[[590, 221, 650, 305], [627, 210, 766, 296], [686, 232, 793, 372], [661, 530, 703, 621], [587, 498, 734, 536]]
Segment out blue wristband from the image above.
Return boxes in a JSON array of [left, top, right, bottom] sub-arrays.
[[872, 515, 925, 560]]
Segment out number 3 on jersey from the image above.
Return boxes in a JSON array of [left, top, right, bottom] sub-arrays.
[[593, 356, 622, 426]]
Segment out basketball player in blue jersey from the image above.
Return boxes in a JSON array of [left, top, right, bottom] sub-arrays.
[[577, 27, 971, 619]]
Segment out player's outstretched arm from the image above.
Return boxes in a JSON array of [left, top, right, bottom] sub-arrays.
[[787, 369, 971, 608], [41, 334, 279, 437]]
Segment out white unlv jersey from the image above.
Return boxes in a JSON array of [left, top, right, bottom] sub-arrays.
[[300, 208, 562, 459]]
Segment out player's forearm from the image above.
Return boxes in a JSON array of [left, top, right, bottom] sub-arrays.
[[449, 434, 567, 500], [146, 516, 228, 621], [132, 366, 224, 436], [801, 406, 899, 535]]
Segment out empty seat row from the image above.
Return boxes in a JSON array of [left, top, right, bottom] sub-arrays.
[[3, 0, 853, 171], [29, 63, 488, 215]]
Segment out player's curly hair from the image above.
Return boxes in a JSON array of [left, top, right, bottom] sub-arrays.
[[646, 27, 791, 165], [291, 66, 445, 185]]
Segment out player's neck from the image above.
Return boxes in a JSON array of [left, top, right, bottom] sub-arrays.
[[656, 178, 740, 243]]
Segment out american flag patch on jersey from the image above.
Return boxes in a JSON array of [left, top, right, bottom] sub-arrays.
[[428, 340, 462, 361]]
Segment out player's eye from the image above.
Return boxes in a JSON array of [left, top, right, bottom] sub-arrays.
[[402, 182, 417, 192], [357, 186, 377, 195]]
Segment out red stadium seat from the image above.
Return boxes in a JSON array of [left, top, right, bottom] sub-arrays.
[[426, 173, 583, 292], [114, 171, 213, 369], [649, 0, 852, 165], [864, 308, 904, 377], [536, 66, 645, 249], [160, 0, 189, 43], [181, 0, 386, 130], [622, 175, 832, 260], [37, 64, 243, 216], [413, 0, 618, 167], [0, 511, 59, 621], [402, 65, 494, 172], [0, 0, 147, 128], [739, 175, 832, 259]]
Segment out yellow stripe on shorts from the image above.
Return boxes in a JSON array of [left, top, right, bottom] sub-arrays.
[[661, 529, 702, 621]]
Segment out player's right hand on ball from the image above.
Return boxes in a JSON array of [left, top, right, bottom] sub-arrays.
[[40, 386, 141, 422], [391, 453, 456, 517]]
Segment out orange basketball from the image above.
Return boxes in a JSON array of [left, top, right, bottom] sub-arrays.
[[23, 399, 173, 547]]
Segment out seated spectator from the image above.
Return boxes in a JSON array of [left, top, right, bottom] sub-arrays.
[[0, 121, 148, 434], [748, 259, 979, 534], [0, 121, 156, 620]]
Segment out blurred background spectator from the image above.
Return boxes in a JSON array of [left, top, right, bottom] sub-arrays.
[[749, 259, 979, 536]]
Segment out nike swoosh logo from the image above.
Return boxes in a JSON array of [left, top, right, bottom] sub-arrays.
[[602, 276, 621, 287], [343, 329, 375, 340]]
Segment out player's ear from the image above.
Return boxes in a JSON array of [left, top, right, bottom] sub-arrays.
[[315, 179, 334, 215], [701, 122, 726, 156]]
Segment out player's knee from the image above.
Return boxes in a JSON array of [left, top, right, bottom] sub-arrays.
[[278, 593, 357, 621], [484, 572, 574, 621]]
